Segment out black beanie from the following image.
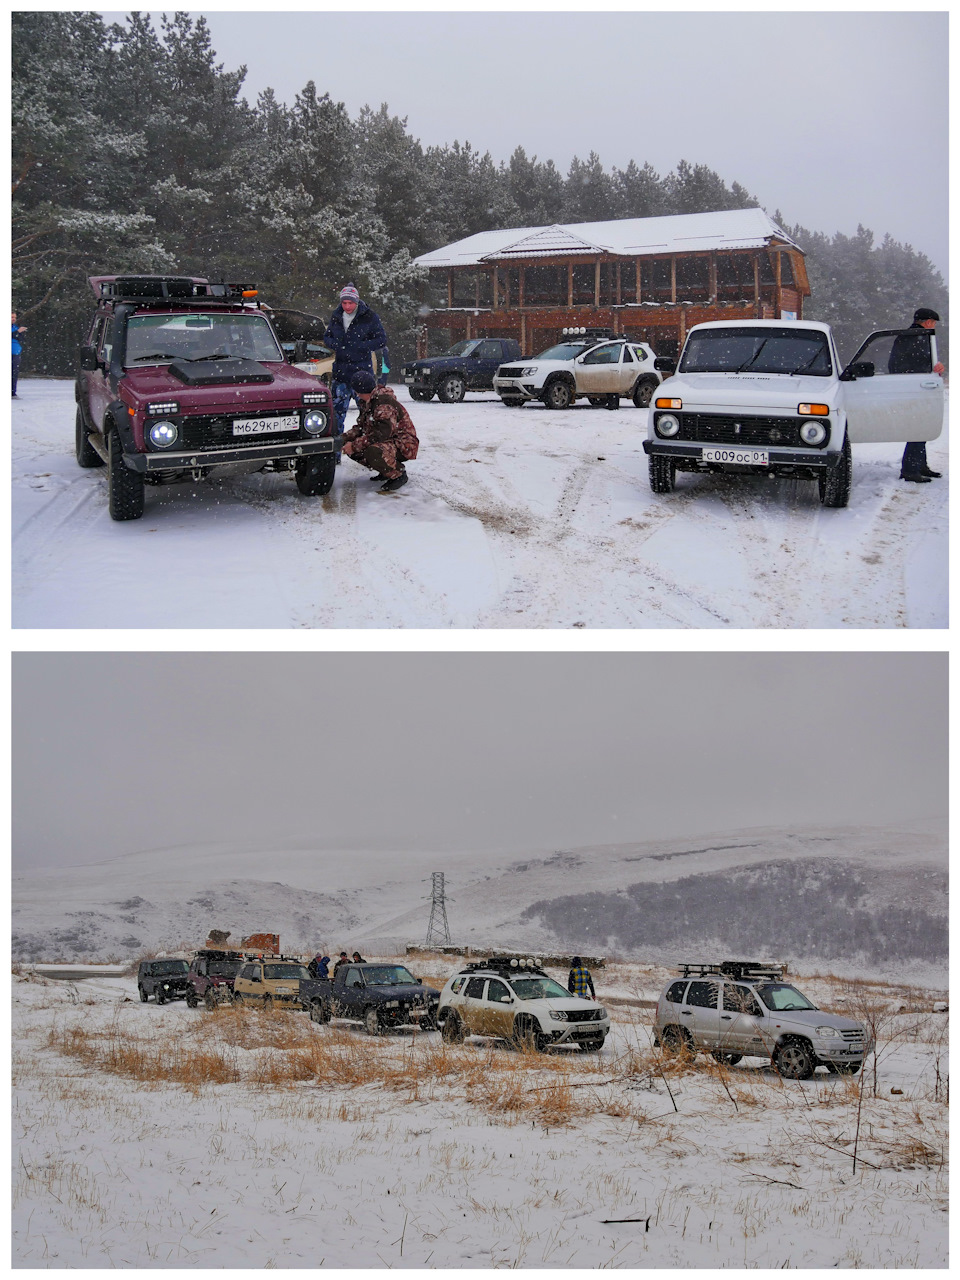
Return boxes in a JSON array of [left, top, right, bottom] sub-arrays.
[[351, 369, 377, 393], [913, 308, 940, 324]]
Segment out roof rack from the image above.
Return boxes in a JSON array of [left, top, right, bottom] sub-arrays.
[[88, 275, 259, 305], [677, 960, 785, 982], [459, 955, 547, 977], [560, 326, 617, 342]]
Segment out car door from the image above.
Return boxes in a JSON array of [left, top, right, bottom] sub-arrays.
[[459, 976, 488, 1034], [86, 314, 114, 431], [577, 342, 625, 394], [480, 977, 515, 1037], [681, 979, 722, 1048], [616, 343, 638, 394], [720, 982, 766, 1055], [340, 967, 365, 1014], [470, 340, 506, 388], [842, 329, 943, 443]]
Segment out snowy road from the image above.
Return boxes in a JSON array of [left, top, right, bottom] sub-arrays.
[[12, 379, 947, 628]]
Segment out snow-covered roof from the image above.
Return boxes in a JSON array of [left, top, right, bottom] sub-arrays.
[[415, 209, 801, 268]]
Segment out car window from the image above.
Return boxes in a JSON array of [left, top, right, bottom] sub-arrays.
[[152, 960, 188, 975], [99, 316, 115, 364], [757, 983, 817, 1012], [363, 966, 417, 985], [685, 980, 720, 1009], [486, 979, 510, 1003], [665, 980, 688, 1004], [679, 327, 832, 377], [475, 341, 502, 360], [581, 343, 623, 366], [264, 964, 308, 980], [510, 976, 570, 1000], [123, 312, 283, 366], [208, 961, 240, 978], [451, 976, 467, 994], [535, 343, 587, 361], [344, 968, 362, 987], [723, 984, 762, 1016], [240, 965, 258, 980], [464, 977, 487, 999], [631, 346, 647, 362], [855, 330, 933, 376]]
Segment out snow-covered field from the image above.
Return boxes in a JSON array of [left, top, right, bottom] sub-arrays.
[[12, 963, 948, 1268], [12, 380, 947, 628]]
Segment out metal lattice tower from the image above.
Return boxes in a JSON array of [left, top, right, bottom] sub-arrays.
[[425, 872, 451, 947]]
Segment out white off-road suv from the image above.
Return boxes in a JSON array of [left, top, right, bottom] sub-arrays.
[[644, 319, 944, 507], [653, 961, 873, 1079], [437, 957, 610, 1052], [494, 328, 661, 410]]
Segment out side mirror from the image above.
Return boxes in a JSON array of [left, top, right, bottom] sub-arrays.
[[841, 360, 875, 381], [416, 977, 422, 984], [79, 345, 99, 372], [654, 357, 676, 374], [500, 996, 513, 1004]]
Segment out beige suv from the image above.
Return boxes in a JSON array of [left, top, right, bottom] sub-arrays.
[[232, 957, 310, 1006]]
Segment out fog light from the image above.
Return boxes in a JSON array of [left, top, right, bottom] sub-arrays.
[[148, 420, 178, 447]]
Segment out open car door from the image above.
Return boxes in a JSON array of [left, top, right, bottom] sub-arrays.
[[842, 329, 943, 443]]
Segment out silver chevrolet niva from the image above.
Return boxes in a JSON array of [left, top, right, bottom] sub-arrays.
[[653, 961, 873, 1079]]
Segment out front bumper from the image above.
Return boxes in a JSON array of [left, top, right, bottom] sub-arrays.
[[126, 435, 342, 473], [545, 1019, 610, 1044], [643, 440, 841, 471], [813, 1037, 873, 1063], [493, 376, 540, 401]]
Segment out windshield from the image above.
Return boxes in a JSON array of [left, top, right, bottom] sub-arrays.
[[263, 964, 309, 981], [757, 983, 818, 1012], [363, 966, 418, 986], [208, 961, 242, 978], [152, 960, 188, 975], [510, 976, 571, 1001], [534, 343, 586, 361], [679, 327, 832, 377], [443, 340, 481, 357], [124, 312, 284, 367]]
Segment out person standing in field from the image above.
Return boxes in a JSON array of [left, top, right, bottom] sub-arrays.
[[12, 311, 27, 398], [567, 956, 596, 1000], [324, 284, 388, 434], [891, 307, 945, 483]]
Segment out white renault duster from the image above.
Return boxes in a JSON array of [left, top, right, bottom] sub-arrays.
[[494, 330, 661, 410], [644, 319, 944, 506]]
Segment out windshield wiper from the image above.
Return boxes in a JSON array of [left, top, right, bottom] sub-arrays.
[[189, 353, 234, 362], [786, 351, 826, 376], [736, 340, 771, 373], [128, 353, 179, 362]]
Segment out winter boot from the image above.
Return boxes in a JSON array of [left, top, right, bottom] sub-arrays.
[[378, 470, 408, 493]]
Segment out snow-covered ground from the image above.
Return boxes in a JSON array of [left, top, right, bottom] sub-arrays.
[[12, 380, 947, 628], [12, 964, 948, 1268]]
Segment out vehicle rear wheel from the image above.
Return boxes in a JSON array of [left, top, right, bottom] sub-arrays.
[[773, 1038, 816, 1080], [649, 455, 676, 494], [660, 1026, 693, 1058], [76, 407, 104, 468], [542, 379, 573, 410], [108, 424, 145, 521], [441, 1011, 464, 1043], [186, 990, 199, 1009], [437, 374, 466, 404], [364, 1005, 382, 1036], [138, 986, 148, 1003], [309, 999, 331, 1025], [818, 436, 852, 508], [500, 397, 524, 408], [633, 379, 658, 409], [513, 1014, 547, 1053], [295, 454, 336, 496], [710, 1051, 743, 1066], [409, 388, 433, 402]]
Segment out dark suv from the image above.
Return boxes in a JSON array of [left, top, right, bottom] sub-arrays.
[[75, 275, 338, 520], [137, 958, 190, 1004], [401, 338, 521, 403], [185, 949, 245, 1008]]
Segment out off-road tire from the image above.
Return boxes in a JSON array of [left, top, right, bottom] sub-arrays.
[[107, 424, 145, 521], [364, 1005, 382, 1036], [632, 378, 658, 409], [649, 454, 677, 494], [826, 1061, 862, 1075], [185, 991, 200, 1009], [500, 397, 524, 407], [155, 988, 166, 1005], [513, 1014, 547, 1053], [441, 1011, 464, 1043], [818, 436, 852, 508], [76, 407, 104, 468], [295, 454, 336, 496], [309, 999, 331, 1025], [710, 1051, 743, 1066], [541, 379, 573, 410], [773, 1037, 816, 1080], [204, 989, 218, 1011], [262, 994, 273, 1009], [437, 374, 466, 404], [660, 1025, 693, 1058], [138, 986, 148, 1003], [409, 388, 433, 402]]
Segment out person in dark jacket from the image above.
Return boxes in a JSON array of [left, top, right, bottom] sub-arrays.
[[351, 951, 366, 964], [340, 370, 419, 492], [567, 956, 596, 1000], [12, 311, 27, 398], [333, 951, 350, 973], [324, 284, 389, 433], [308, 954, 330, 980], [892, 308, 945, 482]]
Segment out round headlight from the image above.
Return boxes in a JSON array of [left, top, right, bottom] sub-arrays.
[[148, 420, 178, 448], [799, 420, 828, 446], [656, 414, 680, 438], [303, 410, 328, 435]]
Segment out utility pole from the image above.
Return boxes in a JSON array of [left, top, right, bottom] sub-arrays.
[[425, 872, 451, 947]]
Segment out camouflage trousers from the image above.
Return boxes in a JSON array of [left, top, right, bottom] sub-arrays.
[[342, 438, 406, 480]]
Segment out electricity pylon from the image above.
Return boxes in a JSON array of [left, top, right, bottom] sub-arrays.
[[425, 872, 451, 947]]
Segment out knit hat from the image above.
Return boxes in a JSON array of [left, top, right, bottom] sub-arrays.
[[913, 307, 940, 324], [351, 369, 377, 393], [340, 284, 360, 303]]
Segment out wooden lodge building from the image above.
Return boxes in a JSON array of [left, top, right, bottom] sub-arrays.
[[413, 208, 809, 359]]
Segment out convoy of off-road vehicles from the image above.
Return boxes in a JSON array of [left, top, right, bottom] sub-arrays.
[[133, 942, 874, 1077]]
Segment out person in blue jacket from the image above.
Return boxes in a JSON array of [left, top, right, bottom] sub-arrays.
[[324, 284, 388, 433], [12, 311, 27, 397]]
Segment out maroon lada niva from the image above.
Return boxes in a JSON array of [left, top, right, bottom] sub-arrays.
[[75, 275, 337, 520]]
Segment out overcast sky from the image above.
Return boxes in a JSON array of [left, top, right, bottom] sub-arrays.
[[13, 653, 947, 872], [101, 9, 949, 272]]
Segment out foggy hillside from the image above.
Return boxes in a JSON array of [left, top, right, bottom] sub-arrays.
[[13, 821, 946, 979]]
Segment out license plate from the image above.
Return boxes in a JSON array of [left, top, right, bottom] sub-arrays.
[[232, 415, 299, 436], [702, 446, 769, 466], [404, 375, 414, 383]]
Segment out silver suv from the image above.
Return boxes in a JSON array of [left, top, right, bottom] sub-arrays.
[[494, 329, 661, 410], [653, 961, 873, 1079], [438, 957, 610, 1052]]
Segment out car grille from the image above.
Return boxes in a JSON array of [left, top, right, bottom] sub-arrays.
[[175, 414, 307, 450], [498, 367, 525, 378], [840, 1029, 865, 1043], [572, 1009, 604, 1022], [677, 413, 812, 449]]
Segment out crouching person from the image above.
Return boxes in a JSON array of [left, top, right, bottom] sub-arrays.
[[340, 369, 419, 493]]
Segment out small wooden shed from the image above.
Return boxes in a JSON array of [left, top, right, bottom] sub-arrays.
[[413, 208, 809, 358]]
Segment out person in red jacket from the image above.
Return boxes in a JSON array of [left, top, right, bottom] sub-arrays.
[[340, 369, 419, 492]]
